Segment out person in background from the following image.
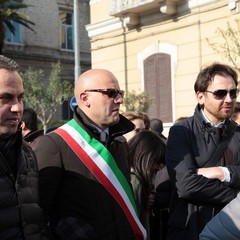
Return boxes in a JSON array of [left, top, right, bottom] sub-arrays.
[[122, 111, 146, 141], [128, 130, 166, 240], [166, 63, 240, 240], [174, 116, 189, 124], [45, 126, 58, 133], [21, 108, 43, 147], [149, 118, 167, 143], [33, 69, 147, 240], [151, 163, 170, 240], [138, 112, 150, 130], [0, 55, 51, 239], [149, 119, 170, 240], [231, 101, 240, 125]]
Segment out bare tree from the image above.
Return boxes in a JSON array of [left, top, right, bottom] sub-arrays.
[[123, 90, 153, 112], [21, 62, 73, 132], [207, 19, 240, 74]]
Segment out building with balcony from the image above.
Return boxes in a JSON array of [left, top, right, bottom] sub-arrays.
[[87, 0, 240, 135], [3, 0, 91, 120]]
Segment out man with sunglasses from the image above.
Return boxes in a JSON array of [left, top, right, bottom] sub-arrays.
[[166, 63, 240, 240], [33, 69, 147, 240]]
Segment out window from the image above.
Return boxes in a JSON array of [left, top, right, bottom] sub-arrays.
[[61, 12, 73, 50], [5, 21, 21, 44], [144, 53, 173, 122]]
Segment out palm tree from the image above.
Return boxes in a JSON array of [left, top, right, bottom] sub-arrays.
[[0, 0, 35, 54]]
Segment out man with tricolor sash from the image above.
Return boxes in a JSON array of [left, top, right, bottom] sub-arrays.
[[33, 69, 147, 240]]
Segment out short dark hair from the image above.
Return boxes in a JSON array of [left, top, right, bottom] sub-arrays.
[[22, 108, 38, 132], [150, 118, 163, 133], [194, 63, 238, 93], [0, 55, 20, 71]]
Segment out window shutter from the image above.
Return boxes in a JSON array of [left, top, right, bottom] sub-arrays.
[[144, 53, 172, 122]]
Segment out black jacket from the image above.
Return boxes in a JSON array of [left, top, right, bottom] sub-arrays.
[[166, 104, 240, 240], [24, 129, 44, 148], [0, 130, 51, 240], [33, 108, 137, 240]]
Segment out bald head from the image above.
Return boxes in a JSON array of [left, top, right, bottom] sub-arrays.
[[74, 69, 121, 108], [74, 69, 124, 129], [74, 69, 118, 101]]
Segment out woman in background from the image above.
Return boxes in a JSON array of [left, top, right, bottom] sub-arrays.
[[128, 130, 166, 239], [122, 111, 146, 142]]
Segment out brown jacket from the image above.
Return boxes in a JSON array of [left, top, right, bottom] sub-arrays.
[[33, 108, 136, 240]]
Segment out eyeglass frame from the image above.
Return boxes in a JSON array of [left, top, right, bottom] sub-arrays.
[[205, 88, 239, 100], [84, 88, 125, 98]]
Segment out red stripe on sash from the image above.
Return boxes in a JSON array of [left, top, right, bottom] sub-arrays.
[[55, 128, 144, 240]]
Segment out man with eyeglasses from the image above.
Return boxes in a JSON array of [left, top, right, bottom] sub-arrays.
[[166, 63, 240, 240], [33, 69, 147, 240]]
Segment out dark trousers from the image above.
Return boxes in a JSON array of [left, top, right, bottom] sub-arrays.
[[149, 209, 169, 240]]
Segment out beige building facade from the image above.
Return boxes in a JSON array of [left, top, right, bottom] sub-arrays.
[[3, 0, 91, 120], [87, 0, 240, 136]]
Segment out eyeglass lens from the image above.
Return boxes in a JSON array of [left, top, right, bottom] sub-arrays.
[[107, 89, 124, 98], [213, 89, 239, 99], [85, 89, 124, 98]]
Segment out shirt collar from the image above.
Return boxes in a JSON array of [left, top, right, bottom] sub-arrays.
[[200, 109, 225, 128], [93, 125, 109, 135]]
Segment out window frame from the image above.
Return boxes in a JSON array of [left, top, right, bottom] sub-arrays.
[[4, 20, 22, 44], [60, 12, 74, 51]]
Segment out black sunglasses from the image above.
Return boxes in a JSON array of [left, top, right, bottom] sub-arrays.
[[85, 88, 125, 98], [205, 89, 239, 100]]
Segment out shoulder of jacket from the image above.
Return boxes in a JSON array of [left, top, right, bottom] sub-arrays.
[[22, 142, 38, 172], [236, 125, 240, 132]]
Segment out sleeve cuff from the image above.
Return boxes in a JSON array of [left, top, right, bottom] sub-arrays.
[[219, 166, 231, 182]]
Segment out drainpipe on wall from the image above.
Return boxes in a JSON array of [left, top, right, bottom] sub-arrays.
[[121, 17, 129, 98], [74, 0, 81, 83]]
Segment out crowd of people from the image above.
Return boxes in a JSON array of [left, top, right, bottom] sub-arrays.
[[0, 54, 240, 240]]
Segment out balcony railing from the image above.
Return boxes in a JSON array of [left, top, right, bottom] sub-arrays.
[[110, 0, 160, 15]]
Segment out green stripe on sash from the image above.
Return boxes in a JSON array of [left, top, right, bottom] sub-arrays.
[[68, 119, 138, 214]]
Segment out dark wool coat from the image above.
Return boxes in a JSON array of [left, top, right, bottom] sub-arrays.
[[33, 108, 137, 240], [166, 104, 240, 240], [0, 131, 51, 240]]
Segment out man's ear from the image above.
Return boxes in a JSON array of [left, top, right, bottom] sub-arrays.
[[196, 91, 205, 105], [80, 92, 90, 107], [21, 121, 27, 130]]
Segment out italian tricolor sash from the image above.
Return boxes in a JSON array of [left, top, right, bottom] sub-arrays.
[[54, 119, 147, 240]]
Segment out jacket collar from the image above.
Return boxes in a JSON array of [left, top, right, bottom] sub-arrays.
[[73, 107, 135, 139], [24, 129, 44, 143], [195, 104, 236, 134]]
